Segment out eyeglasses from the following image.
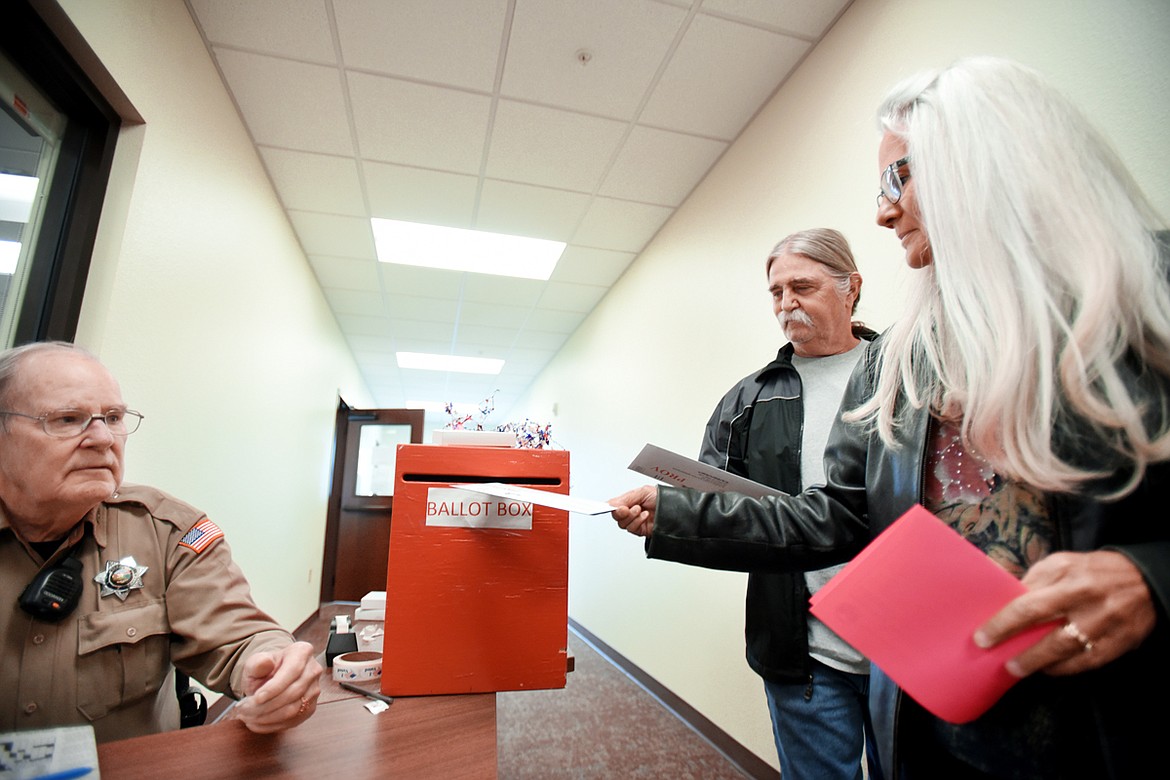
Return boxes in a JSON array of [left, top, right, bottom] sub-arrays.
[[877, 156, 912, 206], [0, 408, 144, 438]]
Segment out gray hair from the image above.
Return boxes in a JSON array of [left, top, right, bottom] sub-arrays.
[[0, 341, 94, 410], [766, 228, 862, 314]]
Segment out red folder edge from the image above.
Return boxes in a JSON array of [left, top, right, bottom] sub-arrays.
[[809, 504, 1058, 723]]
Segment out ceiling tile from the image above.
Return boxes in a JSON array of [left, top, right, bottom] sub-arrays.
[[701, 0, 849, 38], [347, 335, 398, 355], [538, 281, 608, 313], [509, 329, 574, 350], [501, 0, 687, 119], [213, 49, 353, 155], [308, 255, 381, 290], [449, 323, 522, 348], [260, 147, 365, 215], [599, 126, 728, 206], [460, 274, 545, 306], [334, 0, 508, 92], [457, 301, 531, 329], [322, 287, 384, 317], [384, 293, 459, 322], [334, 313, 391, 336], [498, 347, 558, 373], [359, 361, 404, 380], [572, 197, 673, 252], [523, 308, 589, 334], [424, 376, 515, 404], [486, 100, 627, 192], [364, 162, 478, 228], [189, 0, 336, 62], [475, 179, 591, 242], [287, 211, 375, 258], [380, 264, 465, 300], [393, 337, 457, 354], [551, 246, 636, 286], [349, 72, 492, 173], [385, 318, 456, 342], [639, 14, 809, 139]]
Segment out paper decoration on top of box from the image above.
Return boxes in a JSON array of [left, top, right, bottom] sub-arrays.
[[443, 392, 554, 449]]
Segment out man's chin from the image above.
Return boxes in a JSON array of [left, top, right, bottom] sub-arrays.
[[69, 473, 120, 500], [782, 328, 812, 344]]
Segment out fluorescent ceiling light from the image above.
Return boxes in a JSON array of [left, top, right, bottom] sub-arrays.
[[0, 173, 38, 223], [0, 241, 19, 274], [372, 218, 565, 280], [397, 351, 504, 374]]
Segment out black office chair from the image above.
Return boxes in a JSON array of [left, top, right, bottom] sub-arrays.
[[176, 670, 208, 728]]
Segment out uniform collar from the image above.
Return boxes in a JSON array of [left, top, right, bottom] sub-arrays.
[[0, 502, 101, 559]]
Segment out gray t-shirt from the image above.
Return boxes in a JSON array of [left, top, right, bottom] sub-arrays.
[[791, 342, 869, 674]]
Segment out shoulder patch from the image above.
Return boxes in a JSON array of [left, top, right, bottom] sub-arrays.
[[178, 518, 224, 554]]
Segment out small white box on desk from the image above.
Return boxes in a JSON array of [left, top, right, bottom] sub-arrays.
[[354, 607, 385, 621]]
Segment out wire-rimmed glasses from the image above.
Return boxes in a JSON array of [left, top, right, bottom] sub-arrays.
[[0, 408, 144, 438], [877, 156, 912, 206]]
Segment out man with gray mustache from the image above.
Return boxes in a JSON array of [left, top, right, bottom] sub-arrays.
[[696, 228, 879, 779]]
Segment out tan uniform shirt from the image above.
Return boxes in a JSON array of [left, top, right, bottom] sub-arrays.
[[0, 484, 293, 742]]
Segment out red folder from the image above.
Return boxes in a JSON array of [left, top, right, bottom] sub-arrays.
[[809, 504, 1058, 723]]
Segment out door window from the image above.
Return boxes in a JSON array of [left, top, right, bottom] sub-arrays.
[[0, 52, 64, 346]]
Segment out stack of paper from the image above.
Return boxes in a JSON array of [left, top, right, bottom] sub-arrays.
[[354, 590, 386, 622]]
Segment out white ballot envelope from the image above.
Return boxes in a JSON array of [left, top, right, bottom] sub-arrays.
[[627, 443, 785, 498], [449, 482, 617, 515]]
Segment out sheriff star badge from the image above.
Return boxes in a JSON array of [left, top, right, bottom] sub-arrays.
[[95, 556, 149, 600]]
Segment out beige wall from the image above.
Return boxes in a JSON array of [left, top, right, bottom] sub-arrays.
[[58, 0, 374, 636], [517, 0, 1170, 768]]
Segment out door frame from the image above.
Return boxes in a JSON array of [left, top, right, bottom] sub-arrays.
[[319, 399, 424, 602]]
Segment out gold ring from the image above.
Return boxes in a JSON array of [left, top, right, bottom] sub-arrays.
[[1061, 621, 1094, 652], [298, 697, 308, 714]]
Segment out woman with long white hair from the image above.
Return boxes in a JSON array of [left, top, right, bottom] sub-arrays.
[[611, 57, 1170, 778]]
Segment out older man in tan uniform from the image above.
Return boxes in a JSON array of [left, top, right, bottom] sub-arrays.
[[0, 341, 320, 742]]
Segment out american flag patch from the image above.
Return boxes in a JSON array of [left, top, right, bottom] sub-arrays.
[[179, 519, 224, 553]]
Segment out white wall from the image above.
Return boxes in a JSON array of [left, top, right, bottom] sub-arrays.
[[58, 0, 374, 634], [517, 0, 1170, 768]]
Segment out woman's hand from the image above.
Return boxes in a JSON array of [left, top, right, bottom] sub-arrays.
[[974, 550, 1155, 677]]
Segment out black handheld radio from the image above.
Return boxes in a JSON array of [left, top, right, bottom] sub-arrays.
[[19, 556, 84, 621]]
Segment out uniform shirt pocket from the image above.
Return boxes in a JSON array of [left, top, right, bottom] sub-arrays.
[[76, 598, 170, 721]]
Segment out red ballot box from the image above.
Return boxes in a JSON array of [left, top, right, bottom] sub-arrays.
[[381, 444, 570, 696]]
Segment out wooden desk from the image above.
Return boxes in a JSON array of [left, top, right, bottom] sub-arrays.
[[98, 691, 497, 779], [96, 604, 574, 777]]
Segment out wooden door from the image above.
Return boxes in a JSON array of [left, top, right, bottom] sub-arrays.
[[320, 402, 424, 602]]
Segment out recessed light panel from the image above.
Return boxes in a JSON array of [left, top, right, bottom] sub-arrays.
[[372, 218, 564, 280], [396, 351, 504, 374]]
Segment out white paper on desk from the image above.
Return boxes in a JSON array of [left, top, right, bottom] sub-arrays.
[[449, 482, 616, 515], [628, 443, 785, 499], [0, 724, 100, 779]]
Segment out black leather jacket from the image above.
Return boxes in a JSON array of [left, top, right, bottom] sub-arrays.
[[650, 339, 1169, 778], [693, 332, 876, 684]]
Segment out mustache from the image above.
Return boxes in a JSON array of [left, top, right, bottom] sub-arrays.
[[777, 309, 814, 330]]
